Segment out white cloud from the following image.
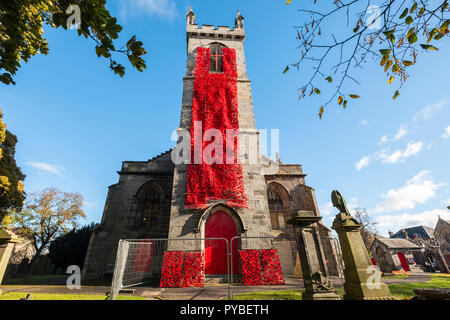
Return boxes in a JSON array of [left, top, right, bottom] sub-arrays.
[[320, 202, 334, 216], [355, 156, 371, 171], [358, 120, 368, 127], [378, 141, 423, 164], [375, 209, 450, 236], [375, 170, 444, 213], [119, 0, 177, 20], [379, 124, 407, 144], [442, 126, 450, 139], [413, 100, 445, 122], [25, 162, 63, 176]]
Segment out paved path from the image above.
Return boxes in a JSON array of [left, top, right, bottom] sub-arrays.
[[0, 273, 433, 300]]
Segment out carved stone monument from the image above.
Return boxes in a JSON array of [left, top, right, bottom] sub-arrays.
[[287, 210, 340, 300], [331, 190, 393, 300], [0, 228, 21, 288]]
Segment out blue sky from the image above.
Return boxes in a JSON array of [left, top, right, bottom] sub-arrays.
[[1, 0, 449, 236]]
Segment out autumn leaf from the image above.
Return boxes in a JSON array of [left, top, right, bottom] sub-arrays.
[[286, 0, 292, 4], [338, 96, 343, 105], [349, 94, 360, 99], [388, 76, 394, 84], [325, 76, 333, 83], [403, 60, 415, 66], [319, 106, 324, 119], [393, 90, 400, 100]]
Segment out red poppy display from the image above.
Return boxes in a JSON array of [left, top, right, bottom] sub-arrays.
[[239, 249, 263, 286], [160, 251, 205, 288], [181, 251, 205, 288], [186, 46, 248, 209], [159, 251, 184, 288], [260, 249, 284, 285]]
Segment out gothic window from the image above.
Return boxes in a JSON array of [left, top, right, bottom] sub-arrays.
[[267, 189, 286, 229], [135, 183, 163, 228], [209, 43, 226, 73]]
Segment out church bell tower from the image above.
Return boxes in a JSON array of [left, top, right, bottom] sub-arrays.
[[167, 9, 274, 251]]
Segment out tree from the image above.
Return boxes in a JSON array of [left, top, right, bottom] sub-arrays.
[[10, 188, 86, 265], [353, 207, 378, 250], [48, 222, 98, 272], [0, 107, 25, 225], [0, 0, 147, 85], [285, 0, 449, 118]]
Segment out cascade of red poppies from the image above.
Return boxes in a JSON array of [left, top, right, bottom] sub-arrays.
[[185, 47, 248, 209]]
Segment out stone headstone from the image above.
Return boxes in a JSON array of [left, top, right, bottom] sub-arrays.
[[331, 190, 393, 300]]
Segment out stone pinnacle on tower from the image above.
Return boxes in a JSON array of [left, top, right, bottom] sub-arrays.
[[187, 6, 195, 25]]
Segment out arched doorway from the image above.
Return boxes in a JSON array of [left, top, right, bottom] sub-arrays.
[[205, 211, 239, 275]]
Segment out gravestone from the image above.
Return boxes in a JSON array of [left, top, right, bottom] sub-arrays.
[[331, 190, 393, 300], [287, 211, 340, 300]]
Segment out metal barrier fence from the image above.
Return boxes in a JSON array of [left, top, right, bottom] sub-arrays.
[[109, 235, 344, 300], [109, 238, 230, 300]]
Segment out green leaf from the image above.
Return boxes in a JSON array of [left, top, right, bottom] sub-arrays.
[[421, 44, 439, 50], [408, 32, 418, 44], [343, 100, 348, 109], [283, 66, 289, 74], [314, 88, 321, 94], [325, 76, 333, 83], [379, 49, 391, 56], [399, 8, 409, 19], [405, 16, 413, 25], [393, 90, 400, 100], [410, 3, 418, 13]]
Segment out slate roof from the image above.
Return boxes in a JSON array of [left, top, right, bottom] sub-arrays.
[[376, 237, 421, 249], [391, 226, 435, 240]]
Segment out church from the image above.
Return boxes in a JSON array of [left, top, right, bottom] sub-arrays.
[[82, 9, 339, 282]]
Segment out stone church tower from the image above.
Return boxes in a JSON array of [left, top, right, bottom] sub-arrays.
[[82, 9, 339, 281]]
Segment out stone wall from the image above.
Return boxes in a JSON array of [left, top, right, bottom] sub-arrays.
[[82, 153, 174, 281]]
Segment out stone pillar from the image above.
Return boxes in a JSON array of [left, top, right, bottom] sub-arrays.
[[287, 211, 340, 300], [0, 229, 21, 287], [330, 190, 393, 300]]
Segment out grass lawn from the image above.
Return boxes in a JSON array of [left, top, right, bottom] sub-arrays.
[[389, 274, 450, 299], [0, 292, 146, 300], [231, 274, 450, 300]]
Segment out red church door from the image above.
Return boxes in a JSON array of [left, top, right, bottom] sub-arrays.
[[397, 253, 410, 271], [205, 211, 239, 275]]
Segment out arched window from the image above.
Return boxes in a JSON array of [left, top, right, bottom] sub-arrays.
[[209, 43, 226, 73], [134, 182, 163, 228], [267, 188, 286, 229], [141, 189, 160, 226]]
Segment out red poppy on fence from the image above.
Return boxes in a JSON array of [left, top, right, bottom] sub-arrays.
[[159, 251, 184, 288], [260, 249, 284, 285], [182, 251, 205, 288], [239, 250, 263, 286]]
